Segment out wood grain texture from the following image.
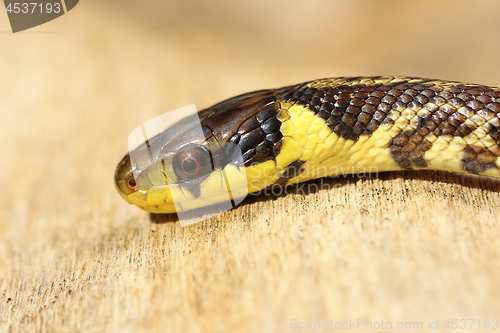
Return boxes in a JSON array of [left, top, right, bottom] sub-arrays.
[[1, 1, 500, 332]]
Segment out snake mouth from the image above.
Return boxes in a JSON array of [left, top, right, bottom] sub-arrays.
[[114, 144, 253, 214], [115, 151, 294, 215], [123, 162, 251, 214]]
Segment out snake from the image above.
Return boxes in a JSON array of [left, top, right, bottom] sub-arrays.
[[114, 76, 500, 214]]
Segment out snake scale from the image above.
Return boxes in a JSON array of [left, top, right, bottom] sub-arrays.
[[115, 76, 500, 214]]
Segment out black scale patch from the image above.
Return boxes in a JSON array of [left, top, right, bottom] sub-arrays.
[[200, 90, 286, 168], [232, 101, 284, 165], [275, 78, 397, 141]]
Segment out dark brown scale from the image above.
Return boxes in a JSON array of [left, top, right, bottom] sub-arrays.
[[457, 92, 473, 102], [360, 86, 376, 93], [261, 117, 281, 134], [414, 95, 429, 104], [313, 90, 325, 98], [324, 94, 335, 103], [421, 89, 436, 98], [448, 98, 465, 108], [366, 97, 380, 105], [350, 98, 365, 108], [370, 90, 386, 98], [241, 148, 256, 162], [357, 112, 372, 124], [467, 88, 483, 96], [399, 94, 413, 104], [266, 132, 283, 143], [438, 91, 454, 99], [239, 128, 266, 155], [476, 95, 494, 104], [388, 89, 402, 97], [256, 103, 279, 122], [487, 102, 500, 113], [361, 104, 376, 115], [461, 145, 499, 174], [255, 140, 274, 156], [237, 117, 261, 135], [346, 105, 361, 115], [354, 92, 369, 99], [342, 113, 358, 127], [407, 101, 421, 111], [335, 99, 349, 108], [485, 90, 500, 98], [389, 130, 433, 169]]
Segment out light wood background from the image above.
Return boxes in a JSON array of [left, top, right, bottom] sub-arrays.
[[2, 1, 500, 332]]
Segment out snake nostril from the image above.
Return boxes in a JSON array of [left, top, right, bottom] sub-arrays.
[[127, 176, 137, 190]]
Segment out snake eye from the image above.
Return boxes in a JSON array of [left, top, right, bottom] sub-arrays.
[[173, 145, 213, 182]]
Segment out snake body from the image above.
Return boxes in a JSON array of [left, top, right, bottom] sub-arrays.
[[115, 77, 500, 213]]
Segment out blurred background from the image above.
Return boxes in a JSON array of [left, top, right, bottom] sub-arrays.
[[3, 0, 500, 205], [1, 0, 500, 331]]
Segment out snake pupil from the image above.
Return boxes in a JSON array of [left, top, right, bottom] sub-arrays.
[[182, 158, 198, 174]]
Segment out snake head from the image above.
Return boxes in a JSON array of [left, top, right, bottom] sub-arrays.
[[114, 89, 289, 216], [114, 110, 219, 214]]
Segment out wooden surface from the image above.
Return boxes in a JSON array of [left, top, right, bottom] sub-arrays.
[[2, 1, 500, 332]]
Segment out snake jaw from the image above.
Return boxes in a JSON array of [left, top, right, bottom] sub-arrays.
[[114, 180, 131, 204]]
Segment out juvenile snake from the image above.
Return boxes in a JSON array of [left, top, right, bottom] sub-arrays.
[[115, 76, 500, 213]]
